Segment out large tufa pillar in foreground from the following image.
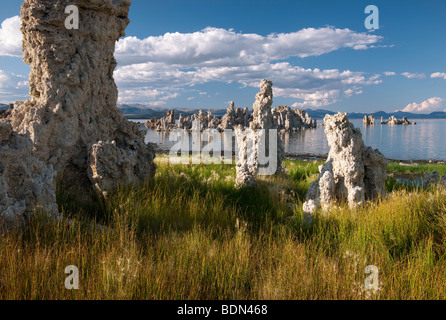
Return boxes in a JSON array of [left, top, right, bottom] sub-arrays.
[[10, 0, 156, 195]]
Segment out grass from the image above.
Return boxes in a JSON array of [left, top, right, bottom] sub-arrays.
[[387, 162, 446, 176], [1, 156, 446, 300]]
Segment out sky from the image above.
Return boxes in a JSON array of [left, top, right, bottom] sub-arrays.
[[0, 0, 445, 113]]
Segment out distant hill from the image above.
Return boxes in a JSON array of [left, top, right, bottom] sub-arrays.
[[305, 109, 446, 120], [119, 104, 446, 120], [304, 109, 336, 119], [120, 104, 228, 119], [342, 111, 446, 120]]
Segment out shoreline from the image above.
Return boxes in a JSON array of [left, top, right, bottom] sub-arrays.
[[153, 148, 446, 164]]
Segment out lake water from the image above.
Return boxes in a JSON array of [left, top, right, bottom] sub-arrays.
[[131, 119, 446, 161]]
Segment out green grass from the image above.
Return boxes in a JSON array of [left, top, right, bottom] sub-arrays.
[[1, 156, 445, 300], [387, 162, 446, 176]]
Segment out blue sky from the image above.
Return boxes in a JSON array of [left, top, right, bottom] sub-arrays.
[[1, 0, 445, 113]]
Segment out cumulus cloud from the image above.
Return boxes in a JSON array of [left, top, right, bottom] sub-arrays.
[[115, 27, 382, 67], [0, 16, 22, 57], [115, 61, 382, 105], [402, 97, 446, 113], [431, 72, 446, 80], [383, 71, 396, 76], [0, 70, 29, 102], [117, 88, 179, 105], [401, 72, 426, 79], [0, 15, 386, 107], [115, 27, 384, 105]]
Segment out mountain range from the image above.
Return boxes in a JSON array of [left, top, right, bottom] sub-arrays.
[[119, 104, 446, 120], [2, 103, 445, 120]]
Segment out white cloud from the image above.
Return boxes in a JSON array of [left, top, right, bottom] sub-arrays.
[[402, 97, 445, 113], [116, 27, 382, 67], [384, 71, 396, 76], [115, 61, 382, 106], [114, 26, 385, 106], [344, 88, 363, 98], [401, 72, 426, 79], [0, 15, 386, 107], [431, 72, 446, 80], [117, 88, 179, 105], [292, 99, 338, 108], [0, 16, 22, 57], [0, 70, 29, 102]]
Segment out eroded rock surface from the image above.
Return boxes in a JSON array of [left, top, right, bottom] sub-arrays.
[[88, 140, 157, 197], [9, 0, 156, 195], [0, 121, 58, 228], [219, 102, 237, 131], [149, 103, 316, 132], [381, 116, 415, 125], [1, 0, 157, 226], [272, 106, 317, 131], [363, 115, 375, 126], [303, 113, 387, 220]]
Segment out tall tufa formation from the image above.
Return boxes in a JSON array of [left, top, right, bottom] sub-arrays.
[[235, 80, 284, 187], [363, 115, 375, 126], [9, 0, 156, 195], [219, 102, 237, 131], [303, 113, 387, 223]]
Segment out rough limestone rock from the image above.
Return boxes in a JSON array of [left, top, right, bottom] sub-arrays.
[[234, 130, 257, 188], [150, 104, 316, 133], [0, 104, 15, 119], [165, 110, 176, 126], [177, 114, 184, 128], [9, 0, 156, 195], [272, 106, 317, 131], [208, 116, 220, 130], [0, 121, 58, 228], [88, 140, 157, 197], [194, 110, 208, 131], [219, 102, 237, 131], [383, 116, 414, 126], [235, 80, 284, 187], [303, 113, 387, 220], [363, 115, 375, 126], [305, 160, 336, 209]]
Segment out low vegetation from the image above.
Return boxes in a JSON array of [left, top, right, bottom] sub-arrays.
[[1, 157, 445, 299]]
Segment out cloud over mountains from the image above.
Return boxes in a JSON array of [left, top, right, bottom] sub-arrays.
[[114, 26, 383, 106], [403, 97, 446, 113], [115, 27, 382, 66]]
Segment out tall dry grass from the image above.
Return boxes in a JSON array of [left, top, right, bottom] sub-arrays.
[[1, 158, 445, 300]]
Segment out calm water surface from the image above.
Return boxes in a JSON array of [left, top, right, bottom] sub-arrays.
[[131, 119, 446, 161]]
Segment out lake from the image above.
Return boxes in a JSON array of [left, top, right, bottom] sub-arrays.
[[131, 119, 446, 161]]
